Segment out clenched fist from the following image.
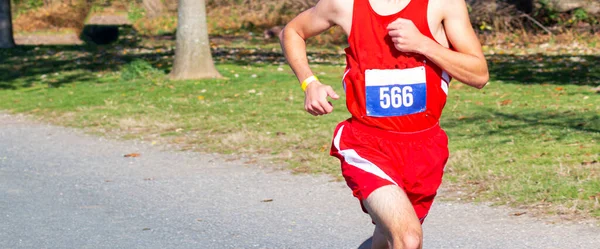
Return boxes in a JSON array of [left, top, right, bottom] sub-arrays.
[[304, 81, 340, 116], [387, 18, 427, 53]]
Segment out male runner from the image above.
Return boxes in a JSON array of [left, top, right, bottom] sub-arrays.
[[279, 0, 489, 248]]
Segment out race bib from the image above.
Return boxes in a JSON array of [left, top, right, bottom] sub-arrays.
[[365, 66, 427, 117]]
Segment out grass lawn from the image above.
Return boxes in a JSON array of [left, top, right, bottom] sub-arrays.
[[1, 34, 599, 221]]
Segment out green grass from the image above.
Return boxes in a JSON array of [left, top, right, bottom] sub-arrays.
[[126, 2, 145, 23], [0, 38, 599, 221], [442, 82, 599, 214]]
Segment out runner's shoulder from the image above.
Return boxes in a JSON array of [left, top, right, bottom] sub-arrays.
[[319, 0, 352, 9], [429, 0, 469, 16], [430, 0, 466, 6], [316, 0, 353, 20]]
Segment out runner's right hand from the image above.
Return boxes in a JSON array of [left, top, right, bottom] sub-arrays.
[[304, 81, 340, 116]]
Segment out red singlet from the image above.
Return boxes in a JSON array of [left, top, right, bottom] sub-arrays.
[[343, 0, 451, 132]]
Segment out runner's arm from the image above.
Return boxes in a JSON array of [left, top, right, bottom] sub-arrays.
[[279, 0, 339, 85], [415, 0, 489, 88], [279, 0, 344, 115]]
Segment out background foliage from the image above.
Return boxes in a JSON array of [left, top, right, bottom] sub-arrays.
[[9, 0, 600, 40]]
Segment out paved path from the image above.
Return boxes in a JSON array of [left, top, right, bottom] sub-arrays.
[[0, 113, 598, 249]]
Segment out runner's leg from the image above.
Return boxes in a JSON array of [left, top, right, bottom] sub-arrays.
[[363, 185, 423, 249], [370, 225, 388, 249]]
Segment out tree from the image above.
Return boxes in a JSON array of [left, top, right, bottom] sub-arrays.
[[0, 0, 16, 48], [170, 0, 221, 80]]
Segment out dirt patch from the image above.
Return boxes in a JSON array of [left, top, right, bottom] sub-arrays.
[[87, 15, 130, 26], [14, 14, 129, 46], [14, 33, 83, 45]]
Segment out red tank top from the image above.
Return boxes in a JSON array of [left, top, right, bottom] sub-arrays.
[[343, 0, 451, 132]]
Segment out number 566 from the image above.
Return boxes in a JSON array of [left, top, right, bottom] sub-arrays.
[[380, 86, 414, 109]]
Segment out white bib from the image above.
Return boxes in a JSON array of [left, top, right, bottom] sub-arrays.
[[365, 66, 427, 117]]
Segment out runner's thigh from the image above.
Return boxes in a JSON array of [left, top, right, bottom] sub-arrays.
[[362, 185, 420, 230]]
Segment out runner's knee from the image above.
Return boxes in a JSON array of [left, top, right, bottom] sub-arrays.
[[398, 228, 422, 249], [371, 225, 388, 249], [377, 219, 422, 249], [386, 227, 422, 249], [364, 185, 423, 249]]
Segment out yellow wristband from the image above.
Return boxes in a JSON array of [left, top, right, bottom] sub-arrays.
[[301, 75, 319, 92]]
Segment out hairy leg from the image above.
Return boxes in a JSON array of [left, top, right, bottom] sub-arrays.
[[363, 185, 423, 249], [371, 225, 388, 249]]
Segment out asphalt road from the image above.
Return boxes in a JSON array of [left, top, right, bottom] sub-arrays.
[[1, 113, 599, 249]]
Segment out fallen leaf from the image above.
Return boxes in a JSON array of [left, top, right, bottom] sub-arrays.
[[555, 87, 564, 91], [261, 199, 273, 202], [511, 211, 527, 216], [581, 160, 598, 166], [458, 115, 468, 120], [320, 144, 328, 152], [124, 153, 141, 158], [500, 99, 512, 106]]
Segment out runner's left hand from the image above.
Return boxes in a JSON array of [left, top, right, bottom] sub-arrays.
[[387, 18, 427, 53]]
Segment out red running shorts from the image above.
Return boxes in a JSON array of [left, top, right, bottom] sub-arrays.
[[330, 118, 449, 222]]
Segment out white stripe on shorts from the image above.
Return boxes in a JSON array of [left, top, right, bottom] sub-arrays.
[[334, 125, 398, 186]]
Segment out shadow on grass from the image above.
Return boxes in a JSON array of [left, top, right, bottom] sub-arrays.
[[2, 26, 599, 90], [0, 25, 345, 89], [443, 107, 600, 138], [0, 25, 167, 89], [488, 54, 600, 86]]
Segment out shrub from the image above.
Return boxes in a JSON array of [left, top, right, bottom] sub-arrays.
[[12, 0, 91, 33], [120, 59, 165, 81]]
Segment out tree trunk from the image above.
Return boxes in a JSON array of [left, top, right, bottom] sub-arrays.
[[0, 0, 15, 48], [170, 0, 221, 80]]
